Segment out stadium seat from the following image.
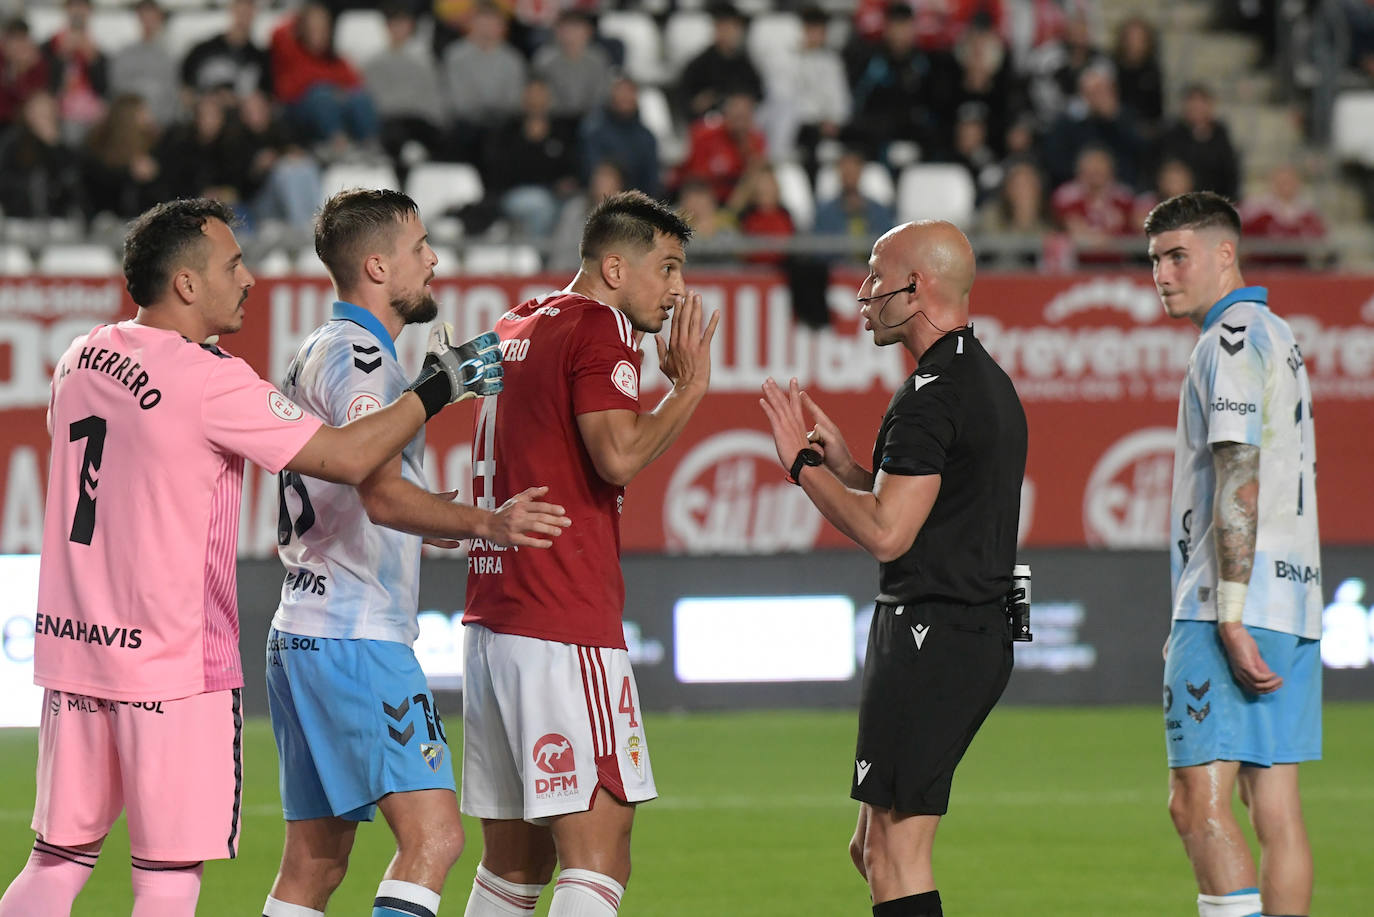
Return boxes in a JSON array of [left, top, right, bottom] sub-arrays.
[[463, 243, 541, 276], [335, 9, 389, 66], [1332, 91, 1374, 168], [773, 160, 815, 231], [320, 163, 402, 205], [637, 86, 685, 165], [252, 8, 291, 49], [895, 164, 976, 226], [88, 9, 142, 56], [0, 244, 34, 276], [815, 161, 896, 207], [292, 248, 331, 277], [403, 162, 485, 219], [36, 244, 121, 277], [253, 249, 293, 278], [430, 245, 460, 275], [746, 12, 803, 80], [599, 11, 665, 85], [166, 9, 230, 61], [25, 9, 65, 46], [663, 11, 714, 77]]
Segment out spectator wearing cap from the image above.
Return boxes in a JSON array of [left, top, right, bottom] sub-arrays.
[[109, 0, 180, 127], [759, 5, 850, 178], [440, 0, 525, 165], [0, 18, 51, 130], [364, 2, 447, 170], [1041, 62, 1144, 189], [813, 146, 895, 261], [270, 1, 380, 152], [182, 0, 273, 103], [679, 3, 763, 121], [673, 90, 768, 204], [579, 74, 662, 199], [532, 10, 613, 128], [1152, 83, 1239, 199], [41, 0, 108, 143]]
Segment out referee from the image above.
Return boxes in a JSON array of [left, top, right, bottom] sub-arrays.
[[760, 221, 1027, 917]]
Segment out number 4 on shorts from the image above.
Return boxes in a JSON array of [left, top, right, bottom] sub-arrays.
[[618, 676, 639, 728]]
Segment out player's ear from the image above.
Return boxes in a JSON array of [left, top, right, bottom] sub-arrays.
[[363, 253, 387, 285], [172, 268, 196, 305], [601, 252, 624, 289], [1216, 234, 1237, 270]]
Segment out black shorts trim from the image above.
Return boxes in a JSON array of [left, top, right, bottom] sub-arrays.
[[851, 601, 1012, 815]]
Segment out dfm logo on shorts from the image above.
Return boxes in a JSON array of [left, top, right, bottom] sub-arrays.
[[533, 733, 577, 797]]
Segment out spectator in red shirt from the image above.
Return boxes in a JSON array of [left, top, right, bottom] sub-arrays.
[[1240, 163, 1327, 265], [1051, 145, 1136, 259], [0, 18, 50, 130], [673, 91, 767, 204], [270, 1, 378, 152], [729, 163, 796, 266]]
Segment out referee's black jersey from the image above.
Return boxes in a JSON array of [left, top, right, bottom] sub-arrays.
[[872, 326, 1027, 607]]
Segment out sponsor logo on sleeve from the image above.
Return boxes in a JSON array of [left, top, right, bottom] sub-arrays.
[[611, 360, 638, 399], [347, 393, 383, 421], [268, 391, 305, 422], [1211, 397, 1257, 416]]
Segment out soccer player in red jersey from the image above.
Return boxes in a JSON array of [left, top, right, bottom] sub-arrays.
[[458, 191, 719, 917]]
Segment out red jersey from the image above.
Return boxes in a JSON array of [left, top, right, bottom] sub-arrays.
[[464, 291, 643, 649]]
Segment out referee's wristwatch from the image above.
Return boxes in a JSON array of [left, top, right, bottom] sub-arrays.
[[786, 447, 824, 485]]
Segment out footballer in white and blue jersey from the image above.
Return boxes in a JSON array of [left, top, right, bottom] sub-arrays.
[[267, 301, 454, 824], [1163, 286, 1322, 768]]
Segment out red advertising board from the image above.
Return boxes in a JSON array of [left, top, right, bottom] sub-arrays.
[[1, 271, 1370, 556]]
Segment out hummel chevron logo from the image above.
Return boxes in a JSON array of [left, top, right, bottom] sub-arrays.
[[911, 624, 929, 649], [1187, 702, 1211, 723], [1219, 322, 1246, 356], [1185, 679, 1210, 700], [855, 759, 872, 784], [352, 344, 380, 354], [382, 698, 411, 721], [388, 722, 415, 746], [354, 356, 382, 373]]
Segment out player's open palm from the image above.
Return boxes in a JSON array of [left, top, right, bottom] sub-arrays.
[[1218, 621, 1283, 694], [656, 291, 719, 391], [490, 485, 572, 549]]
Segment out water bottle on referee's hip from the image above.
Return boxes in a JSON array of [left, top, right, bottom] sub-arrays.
[[1006, 564, 1033, 642]]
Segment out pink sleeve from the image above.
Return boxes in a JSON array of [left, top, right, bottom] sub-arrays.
[[201, 356, 323, 473]]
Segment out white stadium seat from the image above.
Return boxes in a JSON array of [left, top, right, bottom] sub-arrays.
[[463, 243, 541, 276], [26, 9, 66, 45], [320, 163, 402, 205], [403, 162, 485, 218], [636, 86, 684, 165], [292, 248, 331, 277], [895, 164, 976, 226], [0, 245, 34, 276], [815, 161, 896, 207], [166, 9, 230, 62], [747, 12, 803, 79], [663, 11, 713, 77], [1332, 91, 1374, 168], [335, 9, 389, 66], [773, 160, 815, 231], [252, 249, 293, 278], [599, 11, 665, 85], [88, 9, 142, 56], [36, 244, 121, 277]]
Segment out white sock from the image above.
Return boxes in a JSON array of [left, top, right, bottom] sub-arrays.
[[464, 864, 544, 916], [374, 879, 441, 917], [548, 869, 623, 917], [261, 897, 324, 917], [1198, 888, 1262, 917]]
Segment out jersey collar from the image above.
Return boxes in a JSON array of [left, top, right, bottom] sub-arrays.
[[331, 301, 397, 359], [918, 325, 973, 368], [1200, 286, 1268, 332]]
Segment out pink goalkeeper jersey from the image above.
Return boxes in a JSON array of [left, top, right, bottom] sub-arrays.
[[35, 321, 322, 702]]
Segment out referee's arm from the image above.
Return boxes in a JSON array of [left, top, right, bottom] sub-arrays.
[[761, 378, 939, 561]]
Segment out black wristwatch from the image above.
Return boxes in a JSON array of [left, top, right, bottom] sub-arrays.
[[787, 447, 824, 485]]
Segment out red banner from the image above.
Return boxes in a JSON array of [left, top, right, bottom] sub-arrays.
[[1, 271, 1371, 556]]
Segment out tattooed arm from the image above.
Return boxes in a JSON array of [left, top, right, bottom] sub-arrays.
[[1211, 441, 1282, 694]]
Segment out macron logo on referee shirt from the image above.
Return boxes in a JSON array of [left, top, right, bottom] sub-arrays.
[[856, 759, 872, 784]]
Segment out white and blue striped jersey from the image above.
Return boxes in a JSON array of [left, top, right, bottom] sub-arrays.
[[1169, 287, 1322, 639], [272, 302, 425, 645]]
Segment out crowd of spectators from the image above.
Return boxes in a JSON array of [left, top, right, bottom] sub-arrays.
[[0, 0, 1332, 271]]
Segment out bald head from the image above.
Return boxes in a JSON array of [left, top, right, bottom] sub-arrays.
[[876, 220, 976, 317]]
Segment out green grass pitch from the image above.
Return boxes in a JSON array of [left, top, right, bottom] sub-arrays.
[[0, 703, 1368, 915]]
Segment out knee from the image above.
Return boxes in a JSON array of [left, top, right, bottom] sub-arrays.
[[402, 828, 465, 872], [1168, 782, 1218, 838]]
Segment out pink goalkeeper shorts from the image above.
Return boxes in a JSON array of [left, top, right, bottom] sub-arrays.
[[32, 688, 243, 862]]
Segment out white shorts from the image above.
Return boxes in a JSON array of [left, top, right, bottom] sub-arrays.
[[460, 624, 656, 823]]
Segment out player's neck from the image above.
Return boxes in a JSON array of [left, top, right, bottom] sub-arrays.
[[336, 291, 404, 341], [134, 305, 210, 343], [566, 269, 612, 307]]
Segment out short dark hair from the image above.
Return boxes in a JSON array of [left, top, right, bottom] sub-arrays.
[[314, 188, 419, 288], [580, 191, 692, 263], [1143, 190, 1240, 238], [123, 198, 237, 307]]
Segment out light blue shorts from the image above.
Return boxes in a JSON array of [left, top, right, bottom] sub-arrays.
[[266, 629, 455, 821], [1163, 620, 1322, 769]]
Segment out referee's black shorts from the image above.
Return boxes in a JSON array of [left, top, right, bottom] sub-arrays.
[[851, 599, 1013, 815]]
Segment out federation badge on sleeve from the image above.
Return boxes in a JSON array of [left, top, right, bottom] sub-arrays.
[[420, 742, 444, 772], [268, 391, 305, 422], [347, 393, 383, 421], [611, 360, 638, 399]]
